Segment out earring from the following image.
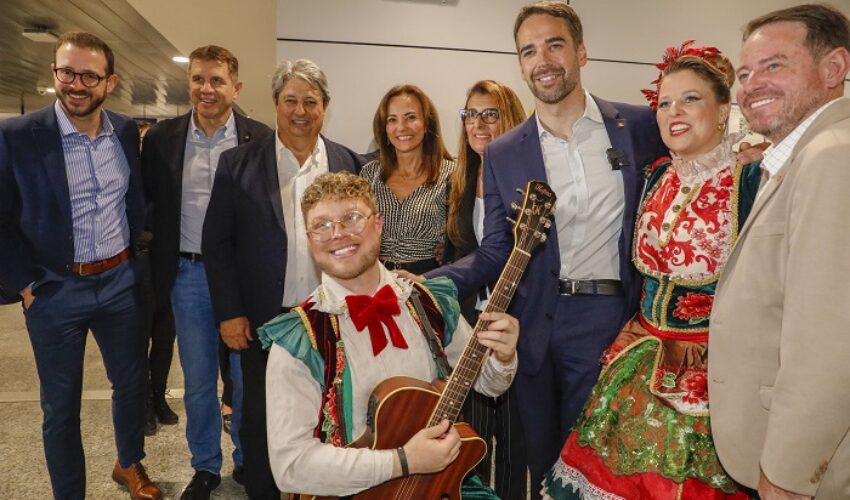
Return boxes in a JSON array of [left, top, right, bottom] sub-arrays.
[[717, 121, 726, 132]]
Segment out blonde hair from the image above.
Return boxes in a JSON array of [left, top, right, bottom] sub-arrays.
[[301, 172, 378, 219]]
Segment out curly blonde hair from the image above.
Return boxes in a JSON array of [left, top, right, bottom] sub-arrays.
[[300, 172, 378, 219]]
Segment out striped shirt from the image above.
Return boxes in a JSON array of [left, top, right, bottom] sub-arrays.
[[758, 98, 840, 198], [55, 100, 131, 262], [360, 158, 455, 262]]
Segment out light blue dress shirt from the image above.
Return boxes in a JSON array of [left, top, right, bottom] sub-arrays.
[[55, 100, 131, 262]]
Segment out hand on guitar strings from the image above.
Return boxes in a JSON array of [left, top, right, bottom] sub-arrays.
[[395, 420, 461, 476], [475, 311, 519, 365]]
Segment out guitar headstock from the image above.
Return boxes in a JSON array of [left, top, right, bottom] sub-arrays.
[[510, 181, 556, 254]]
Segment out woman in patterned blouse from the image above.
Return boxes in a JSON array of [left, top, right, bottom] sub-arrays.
[[360, 84, 455, 274]]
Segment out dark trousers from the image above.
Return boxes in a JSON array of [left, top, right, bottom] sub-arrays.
[[23, 260, 146, 500], [463, 387, 528, 499], [137, 249, 175, 397], [516, 294, 625, 499], [460, 309, 528, 499], [239, 337, 280, 499]]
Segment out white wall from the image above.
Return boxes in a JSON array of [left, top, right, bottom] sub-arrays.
[[278, 0, 850, 154], [129, 0, 278, 125]]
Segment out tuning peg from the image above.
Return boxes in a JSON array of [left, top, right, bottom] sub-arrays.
[[506, 216, 516, 225], [515, 188, 524, 195], [540, 234, 547, 242], [543, 218, 552, 229], [510, 201, 521, 211]]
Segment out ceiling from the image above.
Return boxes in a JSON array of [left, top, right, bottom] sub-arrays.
[[0, 0, 192, 120]]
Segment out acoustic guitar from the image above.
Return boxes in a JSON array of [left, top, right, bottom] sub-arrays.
[[300, 180, 556, 500]]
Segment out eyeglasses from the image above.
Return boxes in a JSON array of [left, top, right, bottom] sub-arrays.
[[53, 67, 109, 88], [307, 211, 375, 242], [460, 108, 500, 124]]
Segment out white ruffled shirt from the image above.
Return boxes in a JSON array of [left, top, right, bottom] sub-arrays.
[[265, 264, 517, 496]]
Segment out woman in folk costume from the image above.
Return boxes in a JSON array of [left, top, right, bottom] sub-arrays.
[[258, 172, 519, 498], [542, 42, 761, 499]]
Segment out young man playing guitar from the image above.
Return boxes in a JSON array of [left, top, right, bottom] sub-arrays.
[[258, 172, 519, 498]]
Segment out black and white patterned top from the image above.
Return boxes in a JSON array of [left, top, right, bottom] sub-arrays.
[[360, 158, 455, 262]]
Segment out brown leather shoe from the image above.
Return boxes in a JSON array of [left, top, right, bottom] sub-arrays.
[[111, 460, 162, 500]]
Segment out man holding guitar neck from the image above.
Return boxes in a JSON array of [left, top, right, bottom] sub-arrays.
[[258, 172, 519, 497]]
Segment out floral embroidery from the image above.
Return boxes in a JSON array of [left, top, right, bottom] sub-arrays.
[[672, 292, 714, 323], [680, 372, 708, 405]]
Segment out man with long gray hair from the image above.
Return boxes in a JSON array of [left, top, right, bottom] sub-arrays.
[[202, 58, 364, 499]]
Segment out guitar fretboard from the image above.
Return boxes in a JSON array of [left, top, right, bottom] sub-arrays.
[[428, 248, 531, 425]]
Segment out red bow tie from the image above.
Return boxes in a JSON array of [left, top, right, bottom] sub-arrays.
[[345, 284, 408, 356]]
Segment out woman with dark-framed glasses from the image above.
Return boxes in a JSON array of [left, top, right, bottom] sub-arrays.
[[447, 79, 530, 499], [360, 84, 454, 275]]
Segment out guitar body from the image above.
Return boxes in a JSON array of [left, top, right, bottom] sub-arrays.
[[305, 376, 487, 500]]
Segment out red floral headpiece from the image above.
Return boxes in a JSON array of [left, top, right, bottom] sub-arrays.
[[641, 40, 724, 111]]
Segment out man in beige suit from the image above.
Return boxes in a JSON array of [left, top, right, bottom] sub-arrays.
[[709, 4, 850, 500]]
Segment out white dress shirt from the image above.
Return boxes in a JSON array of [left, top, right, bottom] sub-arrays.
[[537, 89, 624, 280], [265, 264, 517, 495], [276, 134, 328, 307]]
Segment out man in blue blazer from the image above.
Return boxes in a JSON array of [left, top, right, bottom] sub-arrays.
[[0, 32, 160, 499], [202, 59, 364, 500], [426, 3, 665, 492]]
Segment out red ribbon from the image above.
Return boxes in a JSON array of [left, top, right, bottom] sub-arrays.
[[345, 284, 408, 356]]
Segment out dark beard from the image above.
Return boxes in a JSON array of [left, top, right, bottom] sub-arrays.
[[57, 88, 106, 120]]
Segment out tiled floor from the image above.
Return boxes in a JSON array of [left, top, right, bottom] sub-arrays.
[[0, 303, 249, 499]]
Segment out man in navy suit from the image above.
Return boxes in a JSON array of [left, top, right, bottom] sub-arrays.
[[426, 2, 666, 492], [0, 32, 161, 499], [202, 59, 364, 500]]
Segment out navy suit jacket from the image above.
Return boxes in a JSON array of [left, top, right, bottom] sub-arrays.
[[141, 111, 272, 307], [428, 96, 666, 375], [0, 104, 144, 303], [202, 134, 364, 331]]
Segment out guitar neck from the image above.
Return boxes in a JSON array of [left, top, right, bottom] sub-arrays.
[[428, 248, 530, 426]]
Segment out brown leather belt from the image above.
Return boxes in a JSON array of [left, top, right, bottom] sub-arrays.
[[70, 248, 130, 276], [559, 278, 623, 296]]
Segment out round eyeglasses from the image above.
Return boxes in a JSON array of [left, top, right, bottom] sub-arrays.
[[53, 67, 108, 88], [307, 211, 375, 242], [460, 108, 500, 124]]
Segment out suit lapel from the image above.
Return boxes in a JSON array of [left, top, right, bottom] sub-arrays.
[[33, 124, 73, 231], [168, 114, 191, 199], [233, 112, 255, 145], [32, 107, 74, 231], [517, 117, 548, 183], [517, 116, 562, 263], [735, 174, 784, 242], [262, 135, 285, 232]]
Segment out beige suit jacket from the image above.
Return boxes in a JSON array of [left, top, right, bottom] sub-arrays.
[[709, 98, 850, 498]]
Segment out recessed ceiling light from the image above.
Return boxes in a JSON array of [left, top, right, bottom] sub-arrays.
[[172, 56, 190, 64], [22, 27, 58, 43], [46, 87, 56, 94]]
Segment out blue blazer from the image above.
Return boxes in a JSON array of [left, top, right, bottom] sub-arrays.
[[427, 96, 666, 375], [202, 134, 365, 332], [0, 104, 144, 303]]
